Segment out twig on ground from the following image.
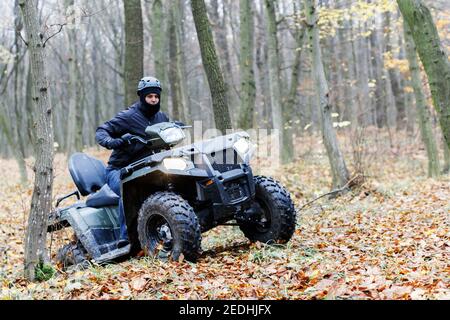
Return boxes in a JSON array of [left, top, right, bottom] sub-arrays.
[[298, 174, 361, 212]]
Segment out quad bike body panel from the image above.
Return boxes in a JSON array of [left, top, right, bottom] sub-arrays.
[[48, 200, 127, 263]]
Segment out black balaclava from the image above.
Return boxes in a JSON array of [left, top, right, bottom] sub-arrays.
[[138, 86, 162, 118]]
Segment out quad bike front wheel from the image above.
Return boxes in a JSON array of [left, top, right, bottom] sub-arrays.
[[239, 176, 296, 244], [137, 191, 202, 262]]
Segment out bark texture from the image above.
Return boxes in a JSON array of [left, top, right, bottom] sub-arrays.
[[397, 0, 450, 150], [191, 0, 232, 131], [150, 0, 167, 111], [403, 20, 440, 177], [19, 0, 55, 281], [123, 0, 143, 106], [305, 0, 350, 189], [264, 0, 284, 145], [168, 2, 185, 122], [283, 27, 305, 163], [64, 0, 82, 155], [238, 0, 256, 130]]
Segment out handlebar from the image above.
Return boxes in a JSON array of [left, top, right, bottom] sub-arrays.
[[124, 122, 190, 147], [130, 135, 150, 145]]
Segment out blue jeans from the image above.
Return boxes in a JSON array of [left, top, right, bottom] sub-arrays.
[[105, 168, 128, 241]]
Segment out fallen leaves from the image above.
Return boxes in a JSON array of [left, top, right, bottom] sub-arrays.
[[130, 276, 149, 292], [0, 131, 448, 300]]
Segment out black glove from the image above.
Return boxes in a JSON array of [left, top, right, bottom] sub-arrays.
[[106, 137, 125, 150], [173, 121, 186, 127], [121, 133, 135, 145]]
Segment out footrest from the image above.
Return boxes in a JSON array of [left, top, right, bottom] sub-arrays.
[[93, 244, 131, 264]]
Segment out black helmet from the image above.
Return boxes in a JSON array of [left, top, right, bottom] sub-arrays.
[[137, 76, 162, 96]]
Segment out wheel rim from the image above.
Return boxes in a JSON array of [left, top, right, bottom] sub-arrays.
[[146, 214, 174, 254], [253, 198, 272, 233]]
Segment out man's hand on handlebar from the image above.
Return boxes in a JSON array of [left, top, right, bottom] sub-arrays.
[[121, 133, 151, 146], [121, 133, 135, 145], [173, 121, 192, 129]]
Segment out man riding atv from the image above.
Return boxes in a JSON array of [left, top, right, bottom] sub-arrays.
[[49, 76, 297, 268], [95, 76, 168, 249]]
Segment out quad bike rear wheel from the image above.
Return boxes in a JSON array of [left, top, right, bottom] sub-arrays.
[[137, 191, 202, 262], [56, 240, 89, 270], [239, 176, 296, 244]]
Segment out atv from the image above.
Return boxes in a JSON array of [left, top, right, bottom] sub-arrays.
[[48, 122, 297, 269]]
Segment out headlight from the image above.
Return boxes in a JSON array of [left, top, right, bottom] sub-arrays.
[[233, 137, 250, 154], [163, 158, 188, 170], [161, 127, 185, 144]]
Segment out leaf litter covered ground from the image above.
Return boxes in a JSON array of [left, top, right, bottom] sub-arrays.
[[0, 129, 448, 299]]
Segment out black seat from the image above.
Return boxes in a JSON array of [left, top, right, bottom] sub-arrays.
[[69, 153, 120, 208], [86, 184, 120, 207], [69, 153, 107, 196]]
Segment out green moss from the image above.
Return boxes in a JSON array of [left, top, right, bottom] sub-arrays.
[[35, 263, 55, 282]]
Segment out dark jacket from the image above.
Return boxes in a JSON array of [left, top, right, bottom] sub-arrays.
[[96, 101, 169, 169]]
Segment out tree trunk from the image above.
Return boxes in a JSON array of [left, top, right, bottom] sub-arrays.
[[305, 0, 350, 189], [237, 0, 256, 130], [370, 24, 387, 128], [25, 61, 36, 152], [340, 3, 358, 127], [175, 0, 190, 121], [123, 0, 143, 106], [354, 22, 372, 126], [398, 28, 415, 134], [210, 0, 236, 120], [64, 0, 81, 155], [191, 0, 232, 131], [19, 0, 55, 281], [264, 0, 284, 162], [443, 138, 450, 174], [254, 2, 270, 128], [168, 2, 185, 122], [385, 11, 407, 131], [92, 30, 103, 133], [403, 20, 440, 177], [397, 0, 450, 150], [13, 0, 28, 184], [283, 26, 306, 163], [150, 0, 167, 112]]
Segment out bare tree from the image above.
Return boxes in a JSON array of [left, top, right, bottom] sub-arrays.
[[305, 0, 350, 189], [283, 24, 306, 163], [191, 0, 232, 131], [238, 0, 256, 130], [19, 0, 55, 281], [123, 0, 143, 106], [403, 20, 440, 177], [264, 0, 284, 158], [397, 0, 450, 150], [150, 0, 168, 111], [64, 0, 82, 155], [168, 1, 186, 122]]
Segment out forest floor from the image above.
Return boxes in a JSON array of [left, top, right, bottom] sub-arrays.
[[0, 128, 448, 300]]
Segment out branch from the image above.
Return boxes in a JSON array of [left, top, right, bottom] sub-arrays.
[[276, 16, 287, 26], [298, 174, 361, 211], [17, 31, 28, 46], [42, 23, 66, 47], [301, 16, 319, 28]]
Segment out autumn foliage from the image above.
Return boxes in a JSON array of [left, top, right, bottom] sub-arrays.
[[0, 129, 448, 300]]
